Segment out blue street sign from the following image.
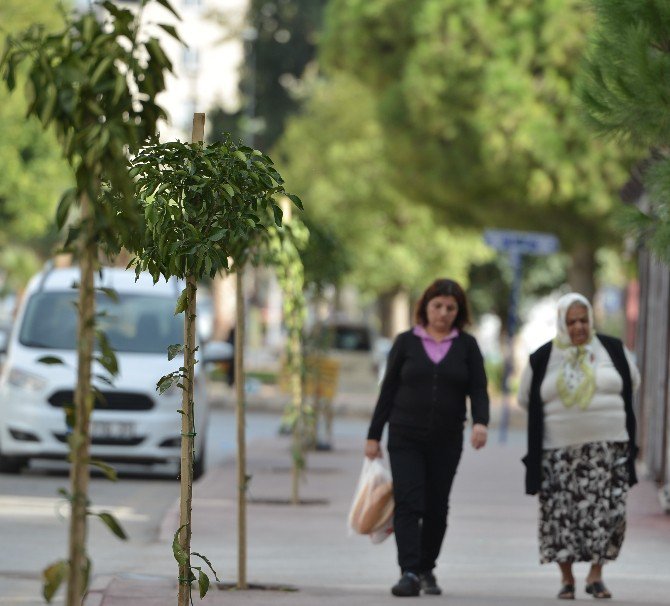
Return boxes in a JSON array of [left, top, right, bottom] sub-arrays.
[[484, 229, 559, 256], [482, 229, 559, 444]]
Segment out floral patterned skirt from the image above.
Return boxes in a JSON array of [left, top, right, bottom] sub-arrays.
[[538, 441, 630, 564]]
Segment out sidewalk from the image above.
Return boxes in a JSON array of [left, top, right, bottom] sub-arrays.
[[84, 418, 670, 605]]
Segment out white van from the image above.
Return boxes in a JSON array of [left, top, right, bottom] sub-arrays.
[[0, 265, 212, 477]]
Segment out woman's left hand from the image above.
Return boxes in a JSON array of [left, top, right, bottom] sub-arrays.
[[470, 423, 488, 449]]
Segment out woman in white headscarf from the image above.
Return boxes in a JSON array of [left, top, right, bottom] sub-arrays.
[[518, 293, 640, 600]]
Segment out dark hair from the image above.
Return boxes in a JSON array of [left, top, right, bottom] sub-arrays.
[[414, 278, 470, 329]]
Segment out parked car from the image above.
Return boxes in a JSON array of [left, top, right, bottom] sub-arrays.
[[0, 265, 227, 477]]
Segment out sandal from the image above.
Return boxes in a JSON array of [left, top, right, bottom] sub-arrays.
[[558, 583, 575, 600], [585, 580, 612, 599]]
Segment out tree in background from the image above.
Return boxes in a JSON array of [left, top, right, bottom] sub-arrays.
[[0, 0, 72, 286], [579, 0, 670, 260], [320, 0, 637, 300], [276, 72, 492, 333]]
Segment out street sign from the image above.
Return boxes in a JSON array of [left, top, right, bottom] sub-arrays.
[[484, 229, 559, 256], [482, 229, 559, 444]]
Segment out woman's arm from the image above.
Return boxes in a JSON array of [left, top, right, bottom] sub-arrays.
[[366, 333, 405, 442], [467, 336, 490, 427]]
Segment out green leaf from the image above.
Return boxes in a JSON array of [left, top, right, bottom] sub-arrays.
[[223, 184, 234, 198], [42, 560, 69, 603], [154, 0, 181, 21], [209, 229, 226, 242], [174, 287, 188, 314], [39, 85, 58, 125], [287, 194, 303, 210], [272, 205, 283, 226], [157, 373, 178, 394], [88, 459, 118, 481], [157, 23, 183, 44], [167, 343, 184, 361], [198, 570, 210, 598], [95, 511, 128, 540], [94, 373, 115, 387], [90, 55, 114, 87], [191, 551, 219, 581], [38, 356, 65, 365], [95, 331, 119, 377], [172, 525, 189, 566], [96, 287, 119, 302], [56, 189, 76, 231]]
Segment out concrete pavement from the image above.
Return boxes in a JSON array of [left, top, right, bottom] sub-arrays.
[[83, 407, 670, 605]]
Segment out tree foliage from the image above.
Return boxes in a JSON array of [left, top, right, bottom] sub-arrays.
[[320, 0, 638, 297], [1, 0, 176, 254], [0, 0, 72, 285], [579, 0, 670, 261], [131, 136, 298, 280], [276, 73, 491, 299]]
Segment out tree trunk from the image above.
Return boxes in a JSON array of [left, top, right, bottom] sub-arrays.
[[66, 193, 95, 606], [235, 268, 248, 589], [177, 111, 205, 606], [290, 303, 303, 505], [177, 275, 197, 606], [567, 243, 597, 301], [211, 272, 236, 341], [377, 288, 411, 338]]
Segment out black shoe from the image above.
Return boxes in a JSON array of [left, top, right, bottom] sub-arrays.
[[585, 580, 611, 599], [391, 572, 421, 597], [419, 571, 442, 595]]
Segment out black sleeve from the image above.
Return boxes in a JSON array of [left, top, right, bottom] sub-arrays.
[[466, 335, 490, 426], [367, 333, 406, 440]]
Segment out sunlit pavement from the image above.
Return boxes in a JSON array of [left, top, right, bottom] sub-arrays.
[[83, 405, 670, 606]]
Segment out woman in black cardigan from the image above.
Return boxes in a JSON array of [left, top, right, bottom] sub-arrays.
[[365, 278, 490, 597]]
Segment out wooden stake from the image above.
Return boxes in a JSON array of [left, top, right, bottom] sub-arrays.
[[235, 267, 248, 588], [177, 112, 205, 606]]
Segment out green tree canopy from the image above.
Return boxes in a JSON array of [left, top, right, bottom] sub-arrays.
[[0, 0, 72, 285], [579, 0, 670, 260], [320, 0, 638, 298], [276, 73, 491, 299]]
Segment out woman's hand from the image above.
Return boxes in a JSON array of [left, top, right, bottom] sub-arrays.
[[365, 439, 382, 459], [470, 424, 488, 449]]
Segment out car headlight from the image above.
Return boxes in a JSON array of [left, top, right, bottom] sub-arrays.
[[7, 367, 48, 392]]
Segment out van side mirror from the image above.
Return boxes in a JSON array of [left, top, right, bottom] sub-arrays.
[[202, 340, 234, 364]]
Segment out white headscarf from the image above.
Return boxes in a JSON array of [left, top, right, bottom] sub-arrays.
[[555, 292, 595, 347], [553, 292, 596, 408]]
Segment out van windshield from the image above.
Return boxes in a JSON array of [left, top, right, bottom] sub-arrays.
[[19, 291, 183, 354]]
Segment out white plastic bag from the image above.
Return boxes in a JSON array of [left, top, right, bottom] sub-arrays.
[[347, 457, 394, 544]]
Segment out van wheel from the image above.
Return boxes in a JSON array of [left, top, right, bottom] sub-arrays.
[[0, 453, 27, 474], [193, 444, 206, 481]]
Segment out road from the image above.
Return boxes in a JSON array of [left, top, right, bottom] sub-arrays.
[[0, 407, 328, 606]]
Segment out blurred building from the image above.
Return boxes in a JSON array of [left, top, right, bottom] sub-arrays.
[[79, 0, 248, 140]]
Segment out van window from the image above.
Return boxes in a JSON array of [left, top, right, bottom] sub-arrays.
[[19, 291, 182, 354]]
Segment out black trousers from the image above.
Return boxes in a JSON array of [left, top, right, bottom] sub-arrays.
[[388, 427, 463, 574]]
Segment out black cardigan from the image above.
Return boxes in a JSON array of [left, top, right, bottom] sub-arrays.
[[523, 333, 638, 495], [367, 329, 489, 441]]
